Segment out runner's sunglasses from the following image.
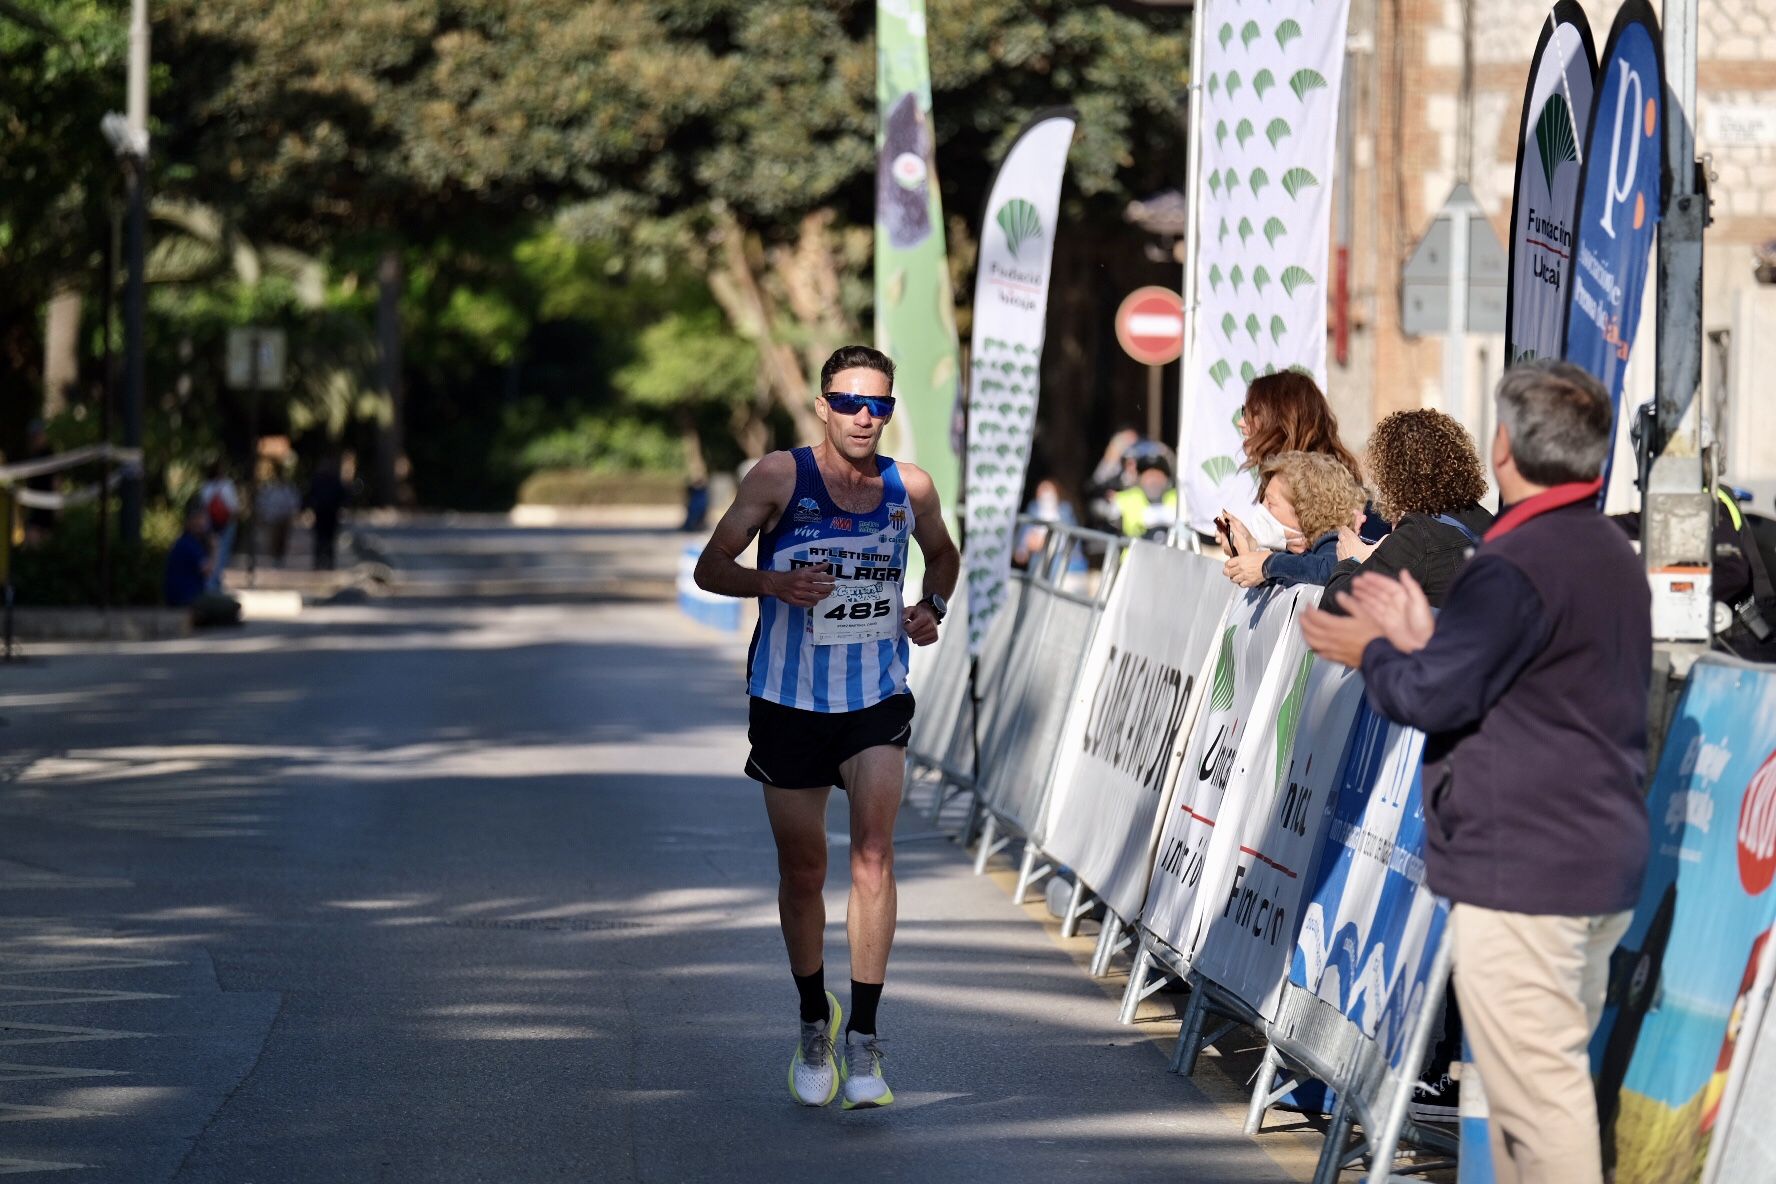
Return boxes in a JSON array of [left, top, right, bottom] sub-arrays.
[[823, 392, 896, 419]]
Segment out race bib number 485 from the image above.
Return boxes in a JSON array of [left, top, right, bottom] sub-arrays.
[[810, 581, 902, 646]]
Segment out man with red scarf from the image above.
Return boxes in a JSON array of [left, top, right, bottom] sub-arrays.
[[1300, 360, 1651, 1184]]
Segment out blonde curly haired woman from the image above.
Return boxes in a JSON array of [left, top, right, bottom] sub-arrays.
[[1223, 451, 1368, 589]]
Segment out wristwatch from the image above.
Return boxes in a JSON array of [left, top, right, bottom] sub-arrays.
[[922, 592, 948, 623]]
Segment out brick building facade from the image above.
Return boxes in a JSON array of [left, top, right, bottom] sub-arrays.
[[1328, 0, 1776, 493]]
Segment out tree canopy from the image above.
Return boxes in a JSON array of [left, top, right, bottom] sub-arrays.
[[9, 0, 1191, 508]]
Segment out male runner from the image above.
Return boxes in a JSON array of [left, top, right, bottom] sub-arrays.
[[694, 345, 959, 1110]]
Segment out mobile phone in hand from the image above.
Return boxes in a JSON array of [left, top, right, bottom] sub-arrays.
[[1215, 514, 1239, 556]]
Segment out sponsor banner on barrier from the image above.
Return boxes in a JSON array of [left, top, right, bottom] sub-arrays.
[[1193, 658, 1367, 1020], [1505, 0, 1597, 366], [1140, 584, 1317, 958], [1561, 0, 1663, 500], [876, 0, 964, 515], [1040, 545, 1228, 920], [1706, 934, 1776, 1183], [1289, 701, 1447, 1065], [1179, 0, 1351, 535], [962, 111, 1077, 654], [1587, 658, 1776, 1184]]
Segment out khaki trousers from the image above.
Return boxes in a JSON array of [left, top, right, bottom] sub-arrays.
[[1451, 903, 1633, 1184]]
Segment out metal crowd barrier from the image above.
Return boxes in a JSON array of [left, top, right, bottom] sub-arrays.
[[951, 557, 1463, 1184], [970, 520, 1132, 875], [0, 444, 145, 658], [904, 576, 1024, 824], [904, 574, 973, 783], [908, 514, 1776, 1184]]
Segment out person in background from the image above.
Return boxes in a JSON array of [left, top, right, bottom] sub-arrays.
[[1613, 483, 1776, 663], [1321, 409, 1495, 611], [1217, 371, 1375, 556], [1016, 478, 1089, 590], [1114, 452, 1178, 541], [255, 461, 301, 567], [1301, 361, 1650, 1184], [1088, 430, 1153, 532], [1222, 451, 1367, 589], [198, 461, 241, 591], [164, 499, 213, 608], [1088, 428, 1143, 498], [306, 455, 347, 571]]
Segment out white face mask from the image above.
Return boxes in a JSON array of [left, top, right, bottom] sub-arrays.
[[1036, 492, 1060, 517]]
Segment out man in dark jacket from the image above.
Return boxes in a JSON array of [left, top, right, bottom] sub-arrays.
[[1300, 361, 1650, 1184]]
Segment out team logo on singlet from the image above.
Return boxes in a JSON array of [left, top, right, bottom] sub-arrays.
[[793, 497, 822, 522], [887, 505, 909, 534]]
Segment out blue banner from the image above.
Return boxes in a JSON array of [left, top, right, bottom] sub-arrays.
[[1289, 702, 1448, 1069], [1560, 0, 1664, 500], [1589, 659, 1776, 1184]]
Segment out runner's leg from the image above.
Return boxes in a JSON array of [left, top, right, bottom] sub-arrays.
[[762, 785, 831, 976], [839, 744, 903, 985], [835, 743, 902, 1109]]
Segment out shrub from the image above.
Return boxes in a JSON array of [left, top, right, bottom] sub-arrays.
[[515, 469, 686, 506], [8, 503, 182, 607]]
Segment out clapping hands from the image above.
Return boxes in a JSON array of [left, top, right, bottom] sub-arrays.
[[1299, 570, 1435, 669]]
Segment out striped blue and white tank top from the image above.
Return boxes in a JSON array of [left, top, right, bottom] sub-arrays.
[[747, 447, 914, 713]]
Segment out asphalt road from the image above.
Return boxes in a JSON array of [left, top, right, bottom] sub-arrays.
[[0, 522, 1306, 1182]]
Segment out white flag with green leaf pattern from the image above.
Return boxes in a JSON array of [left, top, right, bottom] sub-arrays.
[[1181, 0, 1350, 536], [963, 110, 1077, 655]]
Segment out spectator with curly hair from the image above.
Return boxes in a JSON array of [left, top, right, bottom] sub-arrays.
[[1322, 409, 1494, 612], [1223, 451, 1368, 589]]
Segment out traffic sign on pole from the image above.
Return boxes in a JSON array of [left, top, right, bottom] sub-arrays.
[[1116, 286, 1186, 367]]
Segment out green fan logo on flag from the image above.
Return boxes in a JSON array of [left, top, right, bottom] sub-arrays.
[[995, 198, 1043, 259], [1209, 626, 1237, 714], [1274, 652, 1315, 787], [1534, 94, 1579, 188]]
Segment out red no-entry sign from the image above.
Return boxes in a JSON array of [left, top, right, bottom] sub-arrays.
[[1115, 286, 1185, 367]]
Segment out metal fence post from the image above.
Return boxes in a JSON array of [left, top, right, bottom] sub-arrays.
[[2, 488, 15, 663]]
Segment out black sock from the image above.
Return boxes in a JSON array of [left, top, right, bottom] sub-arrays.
[[793, 966, 827, 1025], [848, 980, 883, 1035]]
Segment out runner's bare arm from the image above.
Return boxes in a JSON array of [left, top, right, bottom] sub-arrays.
[[693, 453, 835, 607], [903, 464, 959, 603]]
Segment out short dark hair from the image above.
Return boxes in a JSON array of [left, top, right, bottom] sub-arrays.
[[820, 345, 895, 394], [1495, 360, 1612, 486]]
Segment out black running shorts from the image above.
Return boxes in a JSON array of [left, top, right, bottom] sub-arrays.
[[745, 693, 916, 790]]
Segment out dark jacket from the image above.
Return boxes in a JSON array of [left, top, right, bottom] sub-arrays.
[[1323, 503, 1495, 613], [1360, 488, 1651, 916], [1262, 531, 1341, 588], [163, 532, 209, 607]]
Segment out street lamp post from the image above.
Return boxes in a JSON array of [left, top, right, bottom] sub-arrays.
[[102, 0, 150, 545]]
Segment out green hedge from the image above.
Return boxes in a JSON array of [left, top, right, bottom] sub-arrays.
[[516, 469, 687, 506], [8, 504, 181, 607]]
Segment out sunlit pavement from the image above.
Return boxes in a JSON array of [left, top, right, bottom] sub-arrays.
[[0, 521, 1310, 1182]]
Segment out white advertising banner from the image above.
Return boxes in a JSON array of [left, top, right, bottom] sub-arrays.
[[1139, 584, 1319, 960], [1178, 0, 1351, 535], [1505, 1, 1597, 366], [1192, 658, 1366, 1020], [1288, 702, 1444, 1060], [1039, 545, 1229, 920], [963, 111, 1078, 654]]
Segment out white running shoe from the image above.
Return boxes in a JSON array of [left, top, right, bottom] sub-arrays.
[[787, 991, 842, 1106], [839, 1030, 893, 1110]]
